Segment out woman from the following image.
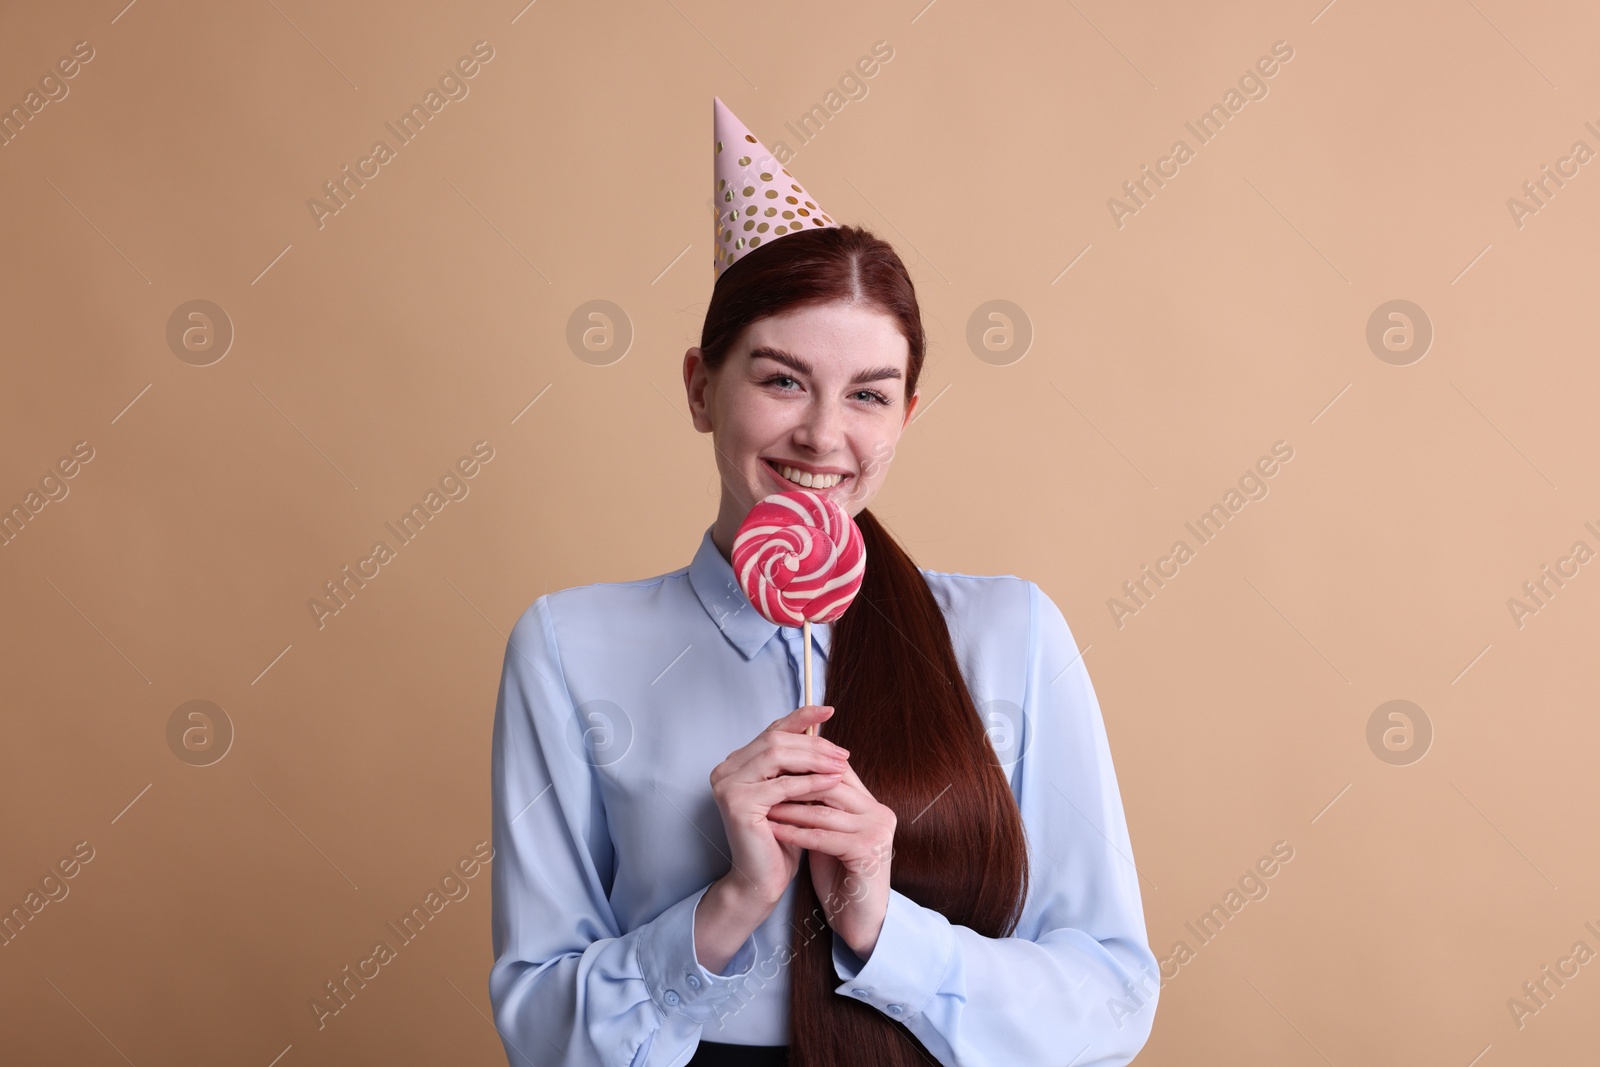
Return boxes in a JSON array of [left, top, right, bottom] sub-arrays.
[[487, 218, 1159, 1066], [490, 98, 1157, 1066]]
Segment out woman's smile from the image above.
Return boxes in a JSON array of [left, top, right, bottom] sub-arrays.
[[761, 456, 851, 494]]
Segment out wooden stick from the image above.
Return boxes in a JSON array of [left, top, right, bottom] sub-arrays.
[[802, 618, 816, 736]]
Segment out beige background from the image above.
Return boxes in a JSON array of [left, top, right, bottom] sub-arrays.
[[2, 0, 1597, 1063]]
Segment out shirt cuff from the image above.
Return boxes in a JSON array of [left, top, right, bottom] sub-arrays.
[[637, 884, 761, 1025], [830, 887, 956, 1020]]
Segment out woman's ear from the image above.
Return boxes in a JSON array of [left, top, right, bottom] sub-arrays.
[[684, 347, 714, 433], [901, 389, 920, 429]]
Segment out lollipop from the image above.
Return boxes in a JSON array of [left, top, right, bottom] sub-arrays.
[[732, 489, 865, 734], [732, 490, 864, 626]]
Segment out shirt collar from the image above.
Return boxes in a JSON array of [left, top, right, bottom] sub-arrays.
[[687, 525, 832, 662]]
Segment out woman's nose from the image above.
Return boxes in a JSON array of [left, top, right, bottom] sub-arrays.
[[792, 399, 844, 452]]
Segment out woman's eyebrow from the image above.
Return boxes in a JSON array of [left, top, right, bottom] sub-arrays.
[[749, 345, 903, 384]]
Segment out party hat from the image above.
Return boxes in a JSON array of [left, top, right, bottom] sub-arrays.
[[713, 96, 837, 280]]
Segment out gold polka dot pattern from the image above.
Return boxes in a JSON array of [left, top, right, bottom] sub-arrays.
[[712, 97, 838, 280]]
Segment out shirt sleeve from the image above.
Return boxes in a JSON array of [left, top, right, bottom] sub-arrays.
[[826, 580, 1159, 1066], [489, 595, 764, 1067]]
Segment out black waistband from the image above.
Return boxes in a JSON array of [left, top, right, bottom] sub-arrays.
[[686, 1039, 790, 1066]]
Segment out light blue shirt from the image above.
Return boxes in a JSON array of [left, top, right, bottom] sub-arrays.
[[488, 525, 1158, 1066]]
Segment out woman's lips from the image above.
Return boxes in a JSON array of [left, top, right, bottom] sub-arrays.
[[763, 457, 850, 494]]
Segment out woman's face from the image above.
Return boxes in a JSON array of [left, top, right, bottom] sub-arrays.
[[685, 300, 920, 558]]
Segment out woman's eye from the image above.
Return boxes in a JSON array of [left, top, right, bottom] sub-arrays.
[[762, 375, 889, 406]]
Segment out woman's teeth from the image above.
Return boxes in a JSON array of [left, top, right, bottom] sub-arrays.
[[771, 462, 843, 489]]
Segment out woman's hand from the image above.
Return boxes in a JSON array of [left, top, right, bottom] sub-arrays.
[[709, 704, 853, 909], [766, 757, 897, 960]]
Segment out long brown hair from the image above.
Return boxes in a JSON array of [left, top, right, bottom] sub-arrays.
[[699, 224, 1031, 1066]]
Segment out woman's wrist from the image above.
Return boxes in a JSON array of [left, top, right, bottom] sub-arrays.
[[714, 872, 783, 916], [694, 875, 777, 975], [844, 910, 885, 961]]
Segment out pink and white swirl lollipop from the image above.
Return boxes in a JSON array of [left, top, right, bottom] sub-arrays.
[[732, 490, 865, 626], [732, 489, 865, 731]]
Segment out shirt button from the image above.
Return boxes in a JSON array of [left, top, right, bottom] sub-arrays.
[[887, 1004, 904, 1015], [664, 989, 680, 1006], [686, 975, 701, 989], [851, 987, 869, 998]]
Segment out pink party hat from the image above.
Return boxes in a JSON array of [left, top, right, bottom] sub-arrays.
[[713, 97, 837, 280]]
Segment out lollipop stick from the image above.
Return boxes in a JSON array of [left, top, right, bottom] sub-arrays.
[[802, 618, 816, 736]]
